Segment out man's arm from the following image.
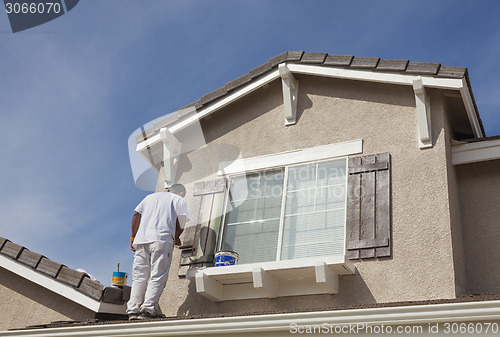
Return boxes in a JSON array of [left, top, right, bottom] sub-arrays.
[[175, 215, 186, 247], [130, 211, 141, 251]]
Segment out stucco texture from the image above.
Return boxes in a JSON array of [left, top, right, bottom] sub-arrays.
[[0, 267, 94, 331], [157, 75, 461, 318], [457, 159, 500, 294]]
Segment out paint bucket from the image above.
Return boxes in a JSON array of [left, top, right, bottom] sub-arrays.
[[112, 271, 128, 286], [214, 251, 239, 267]]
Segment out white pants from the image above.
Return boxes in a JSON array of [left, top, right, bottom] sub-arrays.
[[127, 241, 173, 315]]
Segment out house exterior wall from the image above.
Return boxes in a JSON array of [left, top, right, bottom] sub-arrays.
[[0, 267, 94, 331], [456, 159, 500, 294], [442, 99, 468, 296], [157, 75, 462, 317]]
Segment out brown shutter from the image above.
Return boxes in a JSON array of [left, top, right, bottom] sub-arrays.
[[178, 178, 226, 277], [346, 153, 391, 259]]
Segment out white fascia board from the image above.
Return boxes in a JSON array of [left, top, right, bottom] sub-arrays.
[[452, 138, 500, 165], [136, 133, 161, 153], [459, 78, 484, 138], [287, 63, 464, 89], [0, 254, 100, 312], [4, 300, 500, 337], [218, 139, 362, 175]]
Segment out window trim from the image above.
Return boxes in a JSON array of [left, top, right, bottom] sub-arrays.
[[217, 139, 362, 176], [188, 140, 361, 302], [218, 158, 348, 263], [217, 139, 361, 262]]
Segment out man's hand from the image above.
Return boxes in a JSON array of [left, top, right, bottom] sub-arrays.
[[130, 211, 141, 252], [175, 216, 185, 248]]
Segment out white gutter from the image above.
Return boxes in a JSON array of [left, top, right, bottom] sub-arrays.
[[287, 63, 464, 88], [459, 79, 484, 139], [2, 300, 499, 336], [0, 255, 125, 315], [136, 64, 484, 156], [452, 138, 500, 165]]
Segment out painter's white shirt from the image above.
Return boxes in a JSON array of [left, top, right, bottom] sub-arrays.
[[133, 192, 189, 247]]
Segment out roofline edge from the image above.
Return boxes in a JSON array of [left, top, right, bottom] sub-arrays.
[[3, 298, 500, 336]]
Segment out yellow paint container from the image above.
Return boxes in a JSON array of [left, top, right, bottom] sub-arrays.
[[112, 271, 128, 286]]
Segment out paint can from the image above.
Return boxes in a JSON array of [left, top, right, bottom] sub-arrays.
[[112, 271, 128, 286], [214, 251, 239, 267]]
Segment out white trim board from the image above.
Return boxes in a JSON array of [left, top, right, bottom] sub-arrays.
[[217, 139, 363, 175], [0, 255, 125, 314], [2, 299, 500, 336], [190, 255, 355, 302], [452, 138, 500, 165]]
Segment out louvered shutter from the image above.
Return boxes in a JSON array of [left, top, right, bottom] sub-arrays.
[[178, 178, 226, 277], [346, 153, 391, 259]]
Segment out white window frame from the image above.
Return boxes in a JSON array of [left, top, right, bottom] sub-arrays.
[[218, 157, 349, 263], [187, 140, 361, 302]]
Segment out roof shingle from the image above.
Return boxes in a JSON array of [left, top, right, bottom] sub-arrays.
[[248, 62, 273, 79], [350, 57, 380, 69], [375, 59, 409, 72], [1, 241, 24, 259], [225, 73, 252, 92], [437, 66, 467, 79], [323, 55, 353, 67], [201, 86, 228, 105], [406, 62, 441, 75], [299, 52, 327, 64], [18, 249, 43, 268]]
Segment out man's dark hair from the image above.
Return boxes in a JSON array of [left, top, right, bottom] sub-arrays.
[[168, 184, 186, 196]]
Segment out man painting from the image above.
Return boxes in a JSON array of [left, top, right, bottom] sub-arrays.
[[127, 184, 188, 320]]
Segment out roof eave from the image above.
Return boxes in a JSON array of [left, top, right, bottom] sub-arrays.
[[136, 63, 484, 155]]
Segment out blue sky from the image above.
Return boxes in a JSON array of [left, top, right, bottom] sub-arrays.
[[1, 0, 500, 284]]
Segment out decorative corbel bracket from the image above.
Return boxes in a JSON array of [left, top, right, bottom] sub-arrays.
[[413, 78, 432, 149], [278, 63, 299, 125], [160, 127, 182, 188]]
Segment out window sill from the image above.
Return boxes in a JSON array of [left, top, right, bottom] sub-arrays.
[[187, 255, 356, 302]]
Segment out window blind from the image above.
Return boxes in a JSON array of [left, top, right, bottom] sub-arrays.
[[282, 159, 346, 260], [221, 170, 284, 264]]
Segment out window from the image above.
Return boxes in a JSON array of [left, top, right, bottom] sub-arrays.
[[183, 148, 391, 301], [219, 158, 347, 264]]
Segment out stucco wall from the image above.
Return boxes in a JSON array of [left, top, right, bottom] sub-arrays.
[[156, 75, 461, 317], [456, 159, 500, 294], [442, 99, 468, 296], [0, 267, 94, 331]]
